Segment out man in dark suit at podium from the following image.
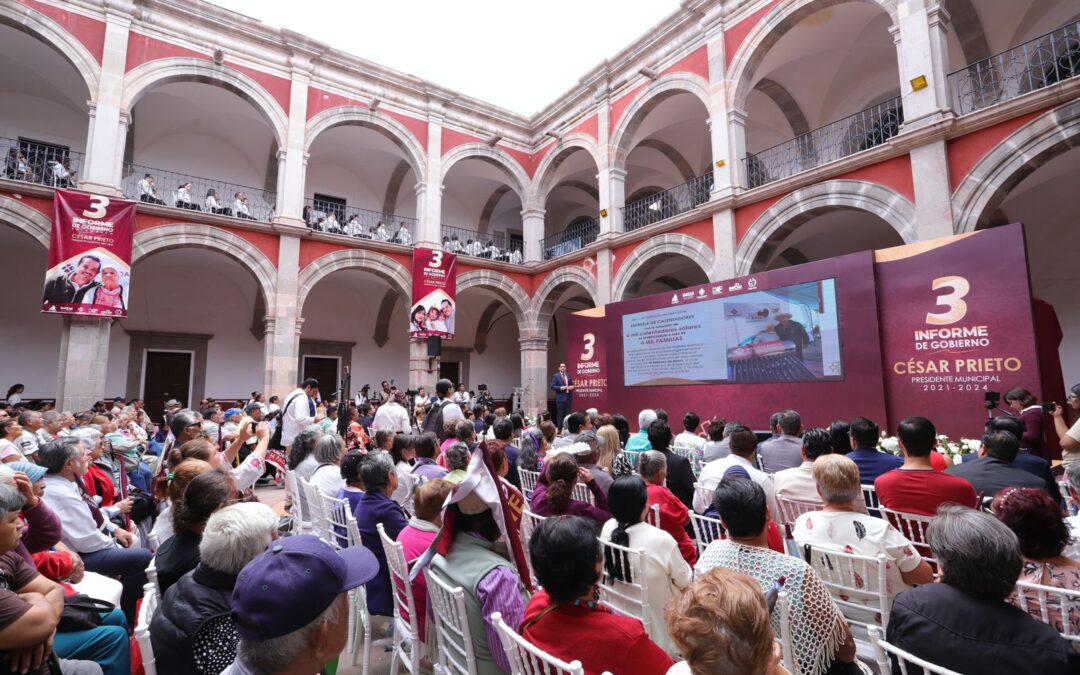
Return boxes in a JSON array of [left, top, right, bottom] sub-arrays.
[[550, 362, 575, 430]]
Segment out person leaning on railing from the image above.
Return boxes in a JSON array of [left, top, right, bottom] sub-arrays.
[[234, 192, 256, 220]]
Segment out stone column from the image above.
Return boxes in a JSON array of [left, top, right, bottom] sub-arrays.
[[893, 0, 954, 127], [56, 316, 112, 411], [595, 95, 624, 235], [275, 57, 312, 226], [519, 335, 549, 418], [727, 109, 749, 191], [409, 339, 438, 394], [263, 231, 304, 396], [712, 209, 737, 280], [521, 205, 545, 263], [595, 249, 613, 306], [910, 139, 955, 240], [417, 106, 444, 246], [706, 28, 735, 197], [599, 167, 626, 234], [81, 7, 133, 195]]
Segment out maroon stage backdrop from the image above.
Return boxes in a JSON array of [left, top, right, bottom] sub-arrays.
[[410, 248, 456, 340], [41, 190, 135, 318], [568, 225, 1041, 439]]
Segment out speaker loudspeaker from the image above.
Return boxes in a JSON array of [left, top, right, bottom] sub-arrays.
[[427, 335, 442, 357]]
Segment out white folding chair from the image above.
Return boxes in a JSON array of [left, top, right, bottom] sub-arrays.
[[693, 481, 715, 513], [570, 481, 595, 505], [671, 445, 702, 478], [518, 509, 546, 589], [424, 568, 478, 675], [775, 496, 820, 539], [145, 556, 159, 595], [879, 507, 936, 566], [491, 611, 584, 675], [299, 477, 327, 540], [868, 625, 961, 675], [597, 537, 651, 637], [861, 484, 882, 517], [620, 451, 642, 471], [147, 531, 160, 551], [688, 511, 725, 555], [776, 590, 795, 674], [644, 503, 661, 528], [379, 523, 425, 674], [318, 491, 356, 550], [519, 469, 539, 500], [802, 544, 890, 632], [283, 470, 311, 534], [1012, 580, 1080, 645], [135, 581, 159, 675]]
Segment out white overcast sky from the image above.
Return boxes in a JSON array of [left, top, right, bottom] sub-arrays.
[[209, 0, 681, 115]]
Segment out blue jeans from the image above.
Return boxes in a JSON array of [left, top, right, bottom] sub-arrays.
[[127, 460, 153, 493], [53, 608, 130, 675], [81, 545, 151, 625]]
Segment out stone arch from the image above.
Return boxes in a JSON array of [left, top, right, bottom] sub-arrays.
[[530, 265, 599, 336], [612, 233, 715, 302], [441, 143, 531, 202], [0, 5, 100, 101], [456, 269, 531, 328], [0, 196, 51, 247], [609, 73, 712, 169], [132, 224, 278, 314], [296, 248, 411, 317], [728, 0, 898, 113], [734, 180, 916, 275], [533, 134, 603, 204], [304, 106, 428, 182], [953, 99, 1080, 234], [121, 58, 289, 148]]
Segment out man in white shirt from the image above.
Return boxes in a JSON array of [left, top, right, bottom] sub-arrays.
[[38, 437, 151, 624], [433, 379, 464, 425], [372, 391, 411, 433], [773, 427, 833, 505], [16, 410, 41, 458], [673, 411, 706, 457], [282, 378, 321, 449], [452, 383, 471, 406], [694, 426, 780, 527]]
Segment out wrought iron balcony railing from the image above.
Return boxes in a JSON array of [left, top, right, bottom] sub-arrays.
[[122, 163, 277, 222], [950, 21, 1080, 115], [743, 97, 904, 189], [303, 198, 416, 246], [0, 137, 83, 189], [542, 217, 600, 260], [441, 224, 523, 262], [622, 172, 714, 232]]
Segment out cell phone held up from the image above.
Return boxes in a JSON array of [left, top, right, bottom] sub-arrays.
[[1041, 402, 1057, 413]]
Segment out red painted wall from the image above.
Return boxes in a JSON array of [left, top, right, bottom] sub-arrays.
[[568, 115, 598, 141], [662, 45, 708, 79], [455, 262, 537, 296], [724, 0, 781, 67], [734, 195, 783, 244], [834, 154, 914, 202], [133, 219, 280, 265], [305, 91, 429, 153], [946, 107, 1052, 192], [22, 0, 105, 64], [298, 240, 410, 273], [441, 128, 483, 157]]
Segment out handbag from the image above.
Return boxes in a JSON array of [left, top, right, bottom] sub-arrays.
[[269, 392, 305, 451], [57, 594, 115, 632]]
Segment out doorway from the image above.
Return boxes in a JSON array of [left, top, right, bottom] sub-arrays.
[[439, 361, 461, 387], [303, 356, 340, 396], [143, 350, 192, 422]]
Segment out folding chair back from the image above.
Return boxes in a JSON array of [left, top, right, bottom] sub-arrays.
[[319, 492, 357, 550], [803, 544, 890, 631], [518, 469, 540, 500], [491, 611, 584, 675], [135, 582, 159, 675], [283, 470, 310, 534], [379, 523, 424, 674], [145, 556, 159, 595], [1012, 580, 1080, 645], [519, 509, 546, 589], [775, 496, 820, 537], [298, 477, 327, 540], [868, 626, 961, 675], [570, 481, 595, 505], [688, 511, 725, 555], [861, 484, 882, 518], [879, 507, 936, 566], [597, 537, 651, 636], [424, 568, 478, 675], [644, 503, 661, 528], [776, 590, 795, 674]]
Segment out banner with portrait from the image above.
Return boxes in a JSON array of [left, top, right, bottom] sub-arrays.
[[42, 190, 136, 318], [410, 248, 456, 339]]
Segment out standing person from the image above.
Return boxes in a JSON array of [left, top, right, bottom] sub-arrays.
[[1053, 383, 1080, 466], [421, 379, 464, 442], [281, 378, 321, 451], [5, 384, 23, 407], [773, 312, 810, 361], [372, 391, 411, 433], [452, 383, 471, 407], [1004, 387, 1048, 460], [550, 363, 574, 431]]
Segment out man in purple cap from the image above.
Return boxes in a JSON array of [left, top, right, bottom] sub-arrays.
[[222, 534, 378, 675]]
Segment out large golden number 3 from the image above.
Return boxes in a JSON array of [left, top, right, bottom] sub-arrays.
[[925, 276, 970, 326], [580, 333, 595, 360], [428, 251, 443, 268], [81, 195, 109, 219]]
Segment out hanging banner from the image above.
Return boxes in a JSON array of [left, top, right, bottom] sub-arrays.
[[410, 248, 456, 340], [42, 190, 135, 318], [566, 308, 610, 412]]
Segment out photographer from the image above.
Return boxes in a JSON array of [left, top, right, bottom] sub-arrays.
[[475, 384, 494, 411]]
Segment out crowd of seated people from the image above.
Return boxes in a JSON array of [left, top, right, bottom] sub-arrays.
[[442, 234, 523, 262], [4, 147, 79, 187], [303, 206, 415, 245], [7, 376, 1080, 675]]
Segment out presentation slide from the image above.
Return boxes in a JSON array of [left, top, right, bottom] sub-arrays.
[[622, 279, 843, 386]]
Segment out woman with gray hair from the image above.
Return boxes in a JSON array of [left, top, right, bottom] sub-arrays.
[[886, 504, 1080, 673], [353, 451, 407, 617], [150, 502, 278, 674], [307, 433, 346, 498]]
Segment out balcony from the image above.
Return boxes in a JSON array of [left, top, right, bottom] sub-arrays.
[[441, 224, 523, 263], [743, 97, 903, 189], [622, 172, 714, 232], [303, 198, 416, 246], [950, 21, 1080, 115], [1, 137, 83, 190], [122, 163, 276, 222], [542, 217, 600, 260]]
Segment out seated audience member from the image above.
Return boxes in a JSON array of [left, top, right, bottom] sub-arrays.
[[287, 428, 325, 514], [307, 433, 346, 498], [992, 487, 1080, 636], [223, 535, 378, 675], [70, 428, 131, 523], [639, 450, 697, 565], [154, 470, 232, 595], [389, 433, 417, 515], [648, 419, 696, 509], [945, 429, 1049, 497], [491, 417, 521, 489], [694, 426, 780, 526], [517, 427, 547, 473], [150, 503, 277, 675], [701, 417, 728, 463], [552, 411, 588, 450], [600, 476, 692, 656], [336, 450, 366, 513], [528, 451, 610, 524], [429, 476, 528, 674], [875, 416, 977, 514], [829, 420, 851, 455], [0, 483, 123, 675], [412, 432, 447, 481], [696, 476, 857, 675], [1066, 462, 1080, 559], [353, 452, 408, 617], [773, 427, 833, 505], [665, 568, 787, 675], [673, 411, 706, 458], [887, 505, 1080, 673], [152, 454, 213, 545], [568, 429, 612, 495], [522, 515, 673, 673], [39, 438, 150, 625], [595, 424, 620, 473], [759, 409, 805, 473], [0, 462, 60, 564], [624, 409, 657, 453], [794, 455, 935, 600], [442, 441, 471, 485], [974, 415, 1063, 503], [846, 417, 902, 484], [0, 418, 26, 463], [396, 479, 453, 642]]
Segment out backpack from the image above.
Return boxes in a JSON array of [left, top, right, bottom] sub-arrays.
[[422, 399, 453, 441]]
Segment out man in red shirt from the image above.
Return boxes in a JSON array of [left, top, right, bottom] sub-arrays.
[[875, 416, 977, 515], [639, 450, 697, 565]]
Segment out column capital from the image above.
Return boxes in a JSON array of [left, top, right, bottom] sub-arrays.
[[519, 336, 548, 351], [728, 108, 748, 126], [607, 167, 628, 181], [520, 206, 546, 220]]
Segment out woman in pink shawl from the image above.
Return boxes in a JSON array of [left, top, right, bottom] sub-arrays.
[[88, 266, 125, 311]]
